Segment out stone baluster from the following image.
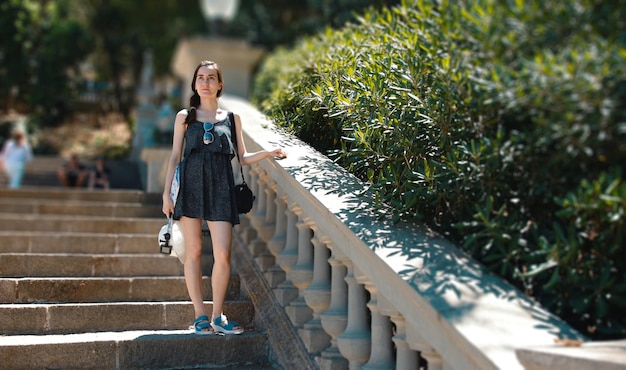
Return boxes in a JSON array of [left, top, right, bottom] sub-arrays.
[[301, 231, 332, 355], [394, 318, 422, 370], [239, 164, 258, 244], [407, 330, 442, 370], [418, 350, 442, 370], [337, 263, 371, 369], [249, 166, 265, 228], [254, 179, 278, 271], [378, 296, 421, 370], [273, 202, 301, 306], [317, 248, 349, 370], [264, 190, 288, 288], [361, 282, 395, 370], [285, 216, 314, 327], [248, 169, 268, 257], [260, 178, 278, 240]]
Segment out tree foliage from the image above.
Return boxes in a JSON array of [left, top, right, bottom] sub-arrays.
[[1, 0, 400, 128], [81, 0, 207, 119], [232, 0, 400, 49], [0, 0, 93, 125]]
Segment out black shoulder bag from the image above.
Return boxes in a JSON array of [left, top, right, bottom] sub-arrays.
[[229, 112, 255, 214]]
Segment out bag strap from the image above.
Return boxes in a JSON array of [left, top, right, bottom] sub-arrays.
[[229, 112, 247, 183]]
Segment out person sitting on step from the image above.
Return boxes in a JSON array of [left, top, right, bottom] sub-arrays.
[[57, 153, 87, 188], [87, 155, 111, 190]]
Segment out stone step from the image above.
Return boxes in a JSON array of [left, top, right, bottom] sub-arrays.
[[0, 329, 272, 369], [0, 253, 188, 277], [0, 231, 157, 254], [0, 230, 216, 257], [0, 185, 274, 369], [0, 301, 255, 335], [0, 187, 161, 204], [0, 156, 64, 188], [16, 156, 65, 170], [0, 156, 145, 190], [0, 276, 241, 304], [0, 213, 163, 234], [0, 198, 162, 218]]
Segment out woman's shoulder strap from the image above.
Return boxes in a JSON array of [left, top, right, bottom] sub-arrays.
[[228, 111, 237, 149]]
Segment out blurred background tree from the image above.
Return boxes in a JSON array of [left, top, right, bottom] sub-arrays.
[[0, 0, 397, 130], [0, 0, 93, 125], [231, 0, 400, 48], [81, 0, 207, 120]]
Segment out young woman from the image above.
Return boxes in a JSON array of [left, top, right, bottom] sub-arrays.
[[162, 60, 286, 335]]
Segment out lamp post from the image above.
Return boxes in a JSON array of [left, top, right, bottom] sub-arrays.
[[199, 0, 239, 37]]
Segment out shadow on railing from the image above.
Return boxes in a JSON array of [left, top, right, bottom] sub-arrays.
[[145, 95, 625, 370]]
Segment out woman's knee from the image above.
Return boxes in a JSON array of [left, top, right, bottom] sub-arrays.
[[212, 245, 231, 264], [185, 240, 203, 259]]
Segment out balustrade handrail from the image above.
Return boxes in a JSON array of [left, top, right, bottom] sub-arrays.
[[217, 95, 590, 369], [145, 95, 599, 369]]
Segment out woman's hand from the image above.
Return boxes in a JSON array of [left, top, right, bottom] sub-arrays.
[[162, 194, 174, 217], [269, 148, 287, 160]]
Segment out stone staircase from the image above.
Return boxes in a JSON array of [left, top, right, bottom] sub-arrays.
[[0, 187, 277, 369]]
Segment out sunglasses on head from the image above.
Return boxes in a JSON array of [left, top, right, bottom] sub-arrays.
[[203, 122, 214, 144]]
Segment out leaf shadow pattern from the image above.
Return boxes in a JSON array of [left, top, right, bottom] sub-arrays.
[[222, 96, 586, 351], [269, 133, 585, 342]]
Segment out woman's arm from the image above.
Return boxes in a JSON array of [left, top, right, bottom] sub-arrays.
[[162, 109, 188, 216], [234, 113, 286, 166]]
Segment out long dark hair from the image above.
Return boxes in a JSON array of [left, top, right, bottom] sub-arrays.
[[184, 60, 224, 124]]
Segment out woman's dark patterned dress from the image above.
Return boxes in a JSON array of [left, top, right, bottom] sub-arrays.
[[173, 114, 239, 226]]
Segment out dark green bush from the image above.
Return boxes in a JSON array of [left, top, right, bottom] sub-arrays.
[[251, 0, 626, 340]]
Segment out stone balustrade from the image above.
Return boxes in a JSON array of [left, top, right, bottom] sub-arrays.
[[144, 95, 625, 370]]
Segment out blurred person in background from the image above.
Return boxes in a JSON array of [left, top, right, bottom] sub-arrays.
[[57, 153, 87, 188], [88, 155, 111, 190], [0, 126, 33, 189]]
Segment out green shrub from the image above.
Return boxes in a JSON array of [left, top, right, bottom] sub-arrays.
[[548, 172, 625, 337], [252, 0, 626, 340]]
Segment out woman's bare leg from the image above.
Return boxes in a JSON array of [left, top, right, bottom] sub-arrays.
[[207, 221, 232, 318], [180, 216, 207, 319], [207, 221, 242, 331]]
